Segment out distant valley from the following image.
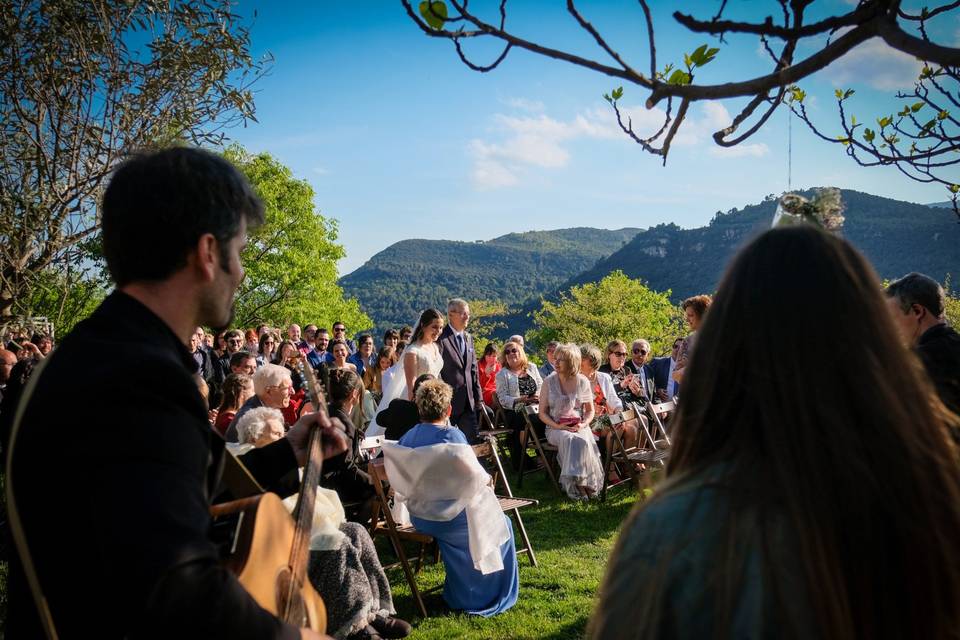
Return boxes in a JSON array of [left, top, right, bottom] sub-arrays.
[[339, 189, 960, 335]]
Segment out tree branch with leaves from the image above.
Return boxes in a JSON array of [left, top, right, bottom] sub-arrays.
[[403, 0, 959, 214], [0, 0, 271, 317]]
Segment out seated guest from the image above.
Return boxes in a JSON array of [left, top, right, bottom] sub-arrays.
[[233, 406, 287, 453], [373, 373, 435, 441], [538, 344, 603, 500], [886, 272, 960, 417], [31, 332, 53, 356], [599, 340, 648, 406], [214, 373, 254, 437], [394, 340, 408, 357], [331, 321, 357, 354], [495, 341, 545, 466], [538, 341, 558, 379], [331, 339, 358, 373], [650, 337, 683, 400], [673, 294, 712, 383], [385, 380, 519, 616], [244, 329, 259, 354], [383, 328, 400, 351], [256, 330, 279, 367], [322, 369, 375, 521], [624, 339, 656, 400], [508, 335, 525, 348], [589, 225, 960, 640], [478, 342, 501, 407], [234, 406, 411, 640], [224, 363, 293, 442], [399, 326, 413, 343], [581, 344, 636, 456], [273, 338, 307, 423], [363, 346, 397, 400], [347, 334, 376, 377]]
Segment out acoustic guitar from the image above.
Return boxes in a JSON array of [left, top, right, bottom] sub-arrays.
[[213, 355, 333, 631]]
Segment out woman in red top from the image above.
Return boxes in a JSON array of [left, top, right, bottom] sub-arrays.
[[478, 342, 501, 407], [214, 373, 254, 437]]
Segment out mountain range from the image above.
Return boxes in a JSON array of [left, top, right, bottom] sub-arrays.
[[339, 189, 960, 335]]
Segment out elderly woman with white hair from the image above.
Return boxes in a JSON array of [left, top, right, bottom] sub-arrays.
[[539, 343, 604, 500], [229, 406, 287, 454], [224, 363, 292, 443]]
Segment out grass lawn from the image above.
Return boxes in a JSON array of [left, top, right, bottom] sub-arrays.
[[381, 470, 644, 640]]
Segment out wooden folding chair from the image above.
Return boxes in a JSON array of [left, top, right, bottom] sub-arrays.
[[477, 402, 512, 467], [599, 406, 643, 502], [516, 404, 561, 494], [644, 399, 675, 451], [472, 435, 540, 567], [367, 459, 440, 618]]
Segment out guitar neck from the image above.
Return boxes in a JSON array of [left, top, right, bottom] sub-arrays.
[[284, 357, 328, 623]]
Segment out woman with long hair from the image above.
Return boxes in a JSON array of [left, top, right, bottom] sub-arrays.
[[256, 330, 279, 367], [589, 225, 960, 639], [363, 345, 397, 400], [478, 342, 501, 407], [214, 373, 254, 437], [369, 309, 445, 436]]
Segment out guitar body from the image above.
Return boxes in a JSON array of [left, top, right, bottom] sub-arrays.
[[214, 493, 327, 632]]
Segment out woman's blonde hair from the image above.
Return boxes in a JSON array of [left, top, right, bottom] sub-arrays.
[[553, 343, 581, 375], [415, 379, 454, 421], [497, 340, 529, 371]]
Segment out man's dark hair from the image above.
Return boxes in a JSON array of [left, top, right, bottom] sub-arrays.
[[886, 272, 945, 319], [224, 329, 243, 342], [101, 147, 265, 286], [383, 329, 399, 341], [229, 351, 255, 368], [412, 373, 435, 397], [357, 333, 373, 346]]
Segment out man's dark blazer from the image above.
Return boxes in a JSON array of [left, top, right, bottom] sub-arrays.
[[917, 323, 960, 416], [649, 357, 672, 392], [438, 324, 483, 417], [6, 291, 301, 639]]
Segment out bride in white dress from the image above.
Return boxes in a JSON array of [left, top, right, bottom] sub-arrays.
[[368, 309, 445, 436]]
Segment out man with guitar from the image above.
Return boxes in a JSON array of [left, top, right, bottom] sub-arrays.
[[5, 148, 346, 639]]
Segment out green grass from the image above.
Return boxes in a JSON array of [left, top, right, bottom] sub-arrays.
[[380, 472, 644, 640]]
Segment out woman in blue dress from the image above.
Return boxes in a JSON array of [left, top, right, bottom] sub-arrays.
[[393, 379, 519, 616]]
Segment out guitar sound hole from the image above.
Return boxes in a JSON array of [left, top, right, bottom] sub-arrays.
[[276, 567, 309, 627]]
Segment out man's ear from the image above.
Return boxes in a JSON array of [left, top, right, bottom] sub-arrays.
[[194, 233, 219, 282], [911, 303, 928, 321]]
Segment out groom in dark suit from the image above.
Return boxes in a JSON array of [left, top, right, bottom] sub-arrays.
[[439, 298, 484, 443]]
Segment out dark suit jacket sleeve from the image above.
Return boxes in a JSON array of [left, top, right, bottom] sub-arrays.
[[469, 334, 483, 407]]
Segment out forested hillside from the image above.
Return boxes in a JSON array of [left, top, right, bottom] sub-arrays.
[[339, 227, 639, 329]]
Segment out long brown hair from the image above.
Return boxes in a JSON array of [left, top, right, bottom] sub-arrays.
[[591, 226, 960, 639]]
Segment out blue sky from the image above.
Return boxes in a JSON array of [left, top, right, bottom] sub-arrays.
[[227, 1, 957, 274]]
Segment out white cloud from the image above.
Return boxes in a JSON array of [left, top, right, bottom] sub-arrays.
[[503, 97, 546, 113], [709, 143, 771, 158], [820, 37, 923, 90], [468, 100, 767, 189]]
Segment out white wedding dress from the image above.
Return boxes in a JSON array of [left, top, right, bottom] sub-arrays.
[[367, 341, 444, 436]]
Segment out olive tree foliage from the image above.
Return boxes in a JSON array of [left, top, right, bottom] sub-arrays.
[[463, 298, 507, 353], [225, 146, 372, 332], [528, 271, 684, 358], [0, 0, 269, 318], [404, 0, 960, 213]]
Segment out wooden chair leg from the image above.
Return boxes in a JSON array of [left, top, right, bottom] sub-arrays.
[[386, 527, 428, 618], [511, 509, 538, 567], [530, 426, 561, 494]]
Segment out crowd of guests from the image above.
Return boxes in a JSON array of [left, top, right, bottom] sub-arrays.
[[4, 242, 960, 638]]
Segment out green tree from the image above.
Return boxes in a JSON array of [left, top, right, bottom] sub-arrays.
[[225, 146, 371, 331], [464, 299, 507, 353], [1, 0, 268, 317], [528, 271, 682, 357], [945, 276, 960, 328]]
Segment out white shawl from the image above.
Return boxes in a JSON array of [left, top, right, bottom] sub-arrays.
[[382, 440, 509, 574]]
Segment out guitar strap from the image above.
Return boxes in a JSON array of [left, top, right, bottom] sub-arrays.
[[5, 354, 60, 640]]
